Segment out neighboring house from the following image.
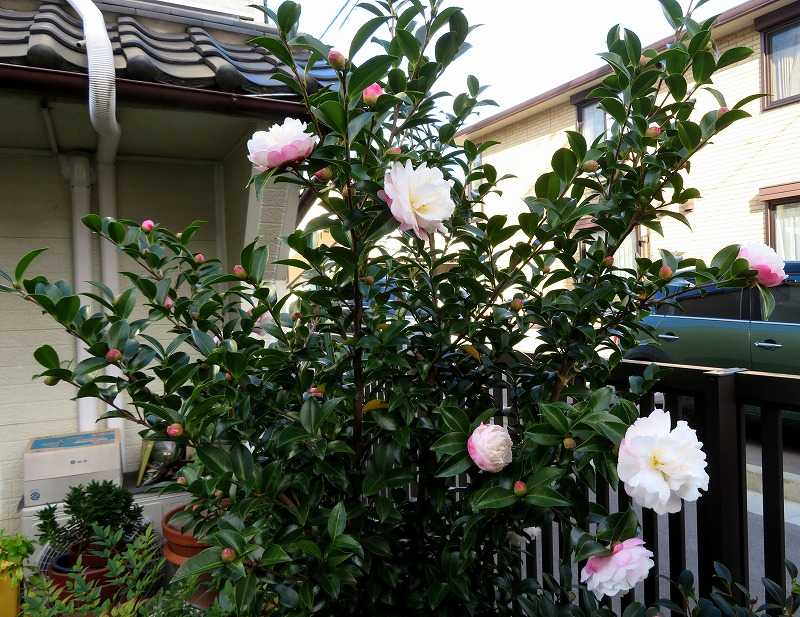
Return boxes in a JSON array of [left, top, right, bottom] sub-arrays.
[[458, 0, 800, 267], [0, 0, 334, 531]]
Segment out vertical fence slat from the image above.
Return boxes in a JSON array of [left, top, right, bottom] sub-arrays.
[[665, 393, 687, 605], [761, 403, 786, 591], [541, 521, 554, 578], [697, 370, 749, 596], [638, 392, 660, 604], [618, 488, 634, 611]]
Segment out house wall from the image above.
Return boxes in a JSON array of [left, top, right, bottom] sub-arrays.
[[472, 22, 800, 263]]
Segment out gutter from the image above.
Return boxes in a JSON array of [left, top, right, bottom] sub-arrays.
[[0, 63, 308, 119]]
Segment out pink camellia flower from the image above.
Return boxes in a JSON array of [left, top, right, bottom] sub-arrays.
[[163, 296, 174, 310], [194, 253, 206, 264], [467, 423, 513, 473], [738, 242, 786, 287], [513, 480, 527, 496], [141, 219, 155, 233], [362, 83, 383, 106], [307, 386, 324, 399], [382, 161, 455, 239], [645, 125, 662, 139], [166, 423, 184, 438], [327, 49, 347, 70], [581, 538, 654, 599], [247, 118, 316, 173], [105, 348, 122, 363], [233, 264, 247, 279]]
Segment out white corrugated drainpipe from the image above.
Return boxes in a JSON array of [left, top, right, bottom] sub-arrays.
[[66, 0, 123, 447]]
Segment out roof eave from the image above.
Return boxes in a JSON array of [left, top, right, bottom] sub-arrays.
[[0, 62, 308, 118]]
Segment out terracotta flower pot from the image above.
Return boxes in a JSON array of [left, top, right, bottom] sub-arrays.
[[47, 551, 119, 601], [161, 506, 216, 609]]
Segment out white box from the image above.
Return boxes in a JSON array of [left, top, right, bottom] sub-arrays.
[[23, 429, 122, 507]]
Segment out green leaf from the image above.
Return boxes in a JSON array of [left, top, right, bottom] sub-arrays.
[[677, 121, 701, 150], [315, 101, 347, 134], [250, 36, 296, 69], [349, 16, 388, 59], [471, 486, 516, 511], [276, 1, 301, 34], [82, 214, 102, 233], [230, 444, 255, 488], [34, 345, 60, 369], [262, 545, 292, 567], [551, 148, 577, 182], [328, 502, 347, 539], [524, 487, 570, 507], [658, 0, 683, 28], [192, 329, 216, 356], [666, 74, 687, 101], [430, 433, 467, 456], [348, 112, 374, 142], [539, 402, 571, 433], [174, 547, 223, 582], [15, 248, 47, 282], [715, 108, 749, 131], [348, 55, 394, 100], [438, 406, 470, 435], [435, 452, 472, 478], [197, 445, 231, 476], [300, 397, 322, 435], [600, 97, 626, 124], [692, 51, 715, 84], [759, 285, 775, 320], [716, 46, 752, 70]]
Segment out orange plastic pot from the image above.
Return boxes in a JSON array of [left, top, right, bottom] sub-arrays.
[[161, 507, 216, 609]]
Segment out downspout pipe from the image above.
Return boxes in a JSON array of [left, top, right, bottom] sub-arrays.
[[66, 1, 124, 446]]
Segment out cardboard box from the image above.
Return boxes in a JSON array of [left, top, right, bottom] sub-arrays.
[[23, 429, 122, 507]]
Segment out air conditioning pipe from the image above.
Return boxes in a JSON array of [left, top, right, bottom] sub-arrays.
[[66, 0, 124, 453]]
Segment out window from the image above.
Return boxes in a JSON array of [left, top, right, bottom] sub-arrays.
[[657, 289, 743, 320], [764, 20, 800, 106], [774, 201, 800, 259], [578, 100, 608, 143], [581, 230, 639, 271], [762, 282, 800, 323]]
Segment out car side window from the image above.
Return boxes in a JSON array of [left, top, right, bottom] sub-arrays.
[[655, 289, 743, 319], [762, 282, 800, 323]]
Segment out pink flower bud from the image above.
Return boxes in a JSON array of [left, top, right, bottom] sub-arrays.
[[176, 476, 187, 486], [307, 386, 324, 399], [166, 423, 184, 438], [194, 253, 206, 264], [582, 160, 600, 173], [233, 264, 247, 279], [141, 219, 155, 233], [220, 547, 236, 563], [327, 49, 347, 70], [513, 480, 527, 496], [386, 147, 402, 156], [563, 436, 577, 450], [659, 264, 673, 280], [604, 255, 614, 268], [718, 106, 729, 115], [645, 125, 662, 139], [105, 348, 122, 363], [362, 83, 383, 107], [510, 298, 524, 312], [163, 296, 174, 310], [314, 167, 333, 182]]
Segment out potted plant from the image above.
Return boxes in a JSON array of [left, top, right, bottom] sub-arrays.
[[0, 530, 33, 615], [36, 481, 143, 598]]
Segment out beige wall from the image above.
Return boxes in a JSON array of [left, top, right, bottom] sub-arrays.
[[472, 22, 800, 264]]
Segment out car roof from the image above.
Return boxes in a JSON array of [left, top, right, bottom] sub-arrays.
[[785, 261, 800, 281]]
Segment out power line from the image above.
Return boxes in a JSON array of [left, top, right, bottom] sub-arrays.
[[320, 0, 354, 38]]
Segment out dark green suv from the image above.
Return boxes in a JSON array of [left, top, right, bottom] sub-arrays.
[[627, 261, 800, 375]]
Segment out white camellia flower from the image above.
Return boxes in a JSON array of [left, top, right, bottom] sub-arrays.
[[617, 408, 708, 514], [467, 423, 513, 473], [247, 118, 316, 173], [382, 161, 455, 239], [580, 538, 654, 599]]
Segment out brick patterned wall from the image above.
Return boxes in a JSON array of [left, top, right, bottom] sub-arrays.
[[475, 23, 800, 263]]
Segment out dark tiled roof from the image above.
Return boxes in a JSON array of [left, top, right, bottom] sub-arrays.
[[0, 0, 337, 97]]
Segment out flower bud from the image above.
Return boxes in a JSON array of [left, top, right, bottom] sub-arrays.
[[307, 386, 324, 399], [385, 146, 402, 156], [220, 497, 232, 509], [659, 264, 673, 280], [314, 167, 333, 183], [639, 54, 650, 66], [604, 255, 614, 268], [194, 253, 206, 264], [718, 106, 729, 115], [166, 423, 184, 438], [233, 264, 247, 279], [510, 297, 524, 312], [645, 125, 662, 139], [214, 489, 224, 499], [176, 476, 187, 486], [292, 311, 302, 321], [362, 83, 383, 107], [513, 480, 527, 497], [163, 296, 174, 310], [141, 219, 155, 233], [582, 159, 600, 173], [43, 376, 59, 386], [176, 232, 183, 240], [362, 275, 375, 285], [220, 547, 236, 563], [225, 371, 233, 382], [562, 436, 577, 450], [327, 49, 347, 70], [105, 348, 122, 363]]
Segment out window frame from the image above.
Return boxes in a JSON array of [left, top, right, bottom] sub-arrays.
[[576, 99, 608, 144], [760, 14, 800, 111], [761, 182, 800, 253]]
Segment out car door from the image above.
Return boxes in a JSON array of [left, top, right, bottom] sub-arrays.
[[750, 282, 800, 375], [648, 288, 751, 369]]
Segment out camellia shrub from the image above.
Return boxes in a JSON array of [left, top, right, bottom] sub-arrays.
[[0, 0, 788, 615]]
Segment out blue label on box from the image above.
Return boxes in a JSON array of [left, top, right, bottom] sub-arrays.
[[30, 431, 116, 451]]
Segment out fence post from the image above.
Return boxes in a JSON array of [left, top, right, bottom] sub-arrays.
[[697, 369, 749, 596]]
